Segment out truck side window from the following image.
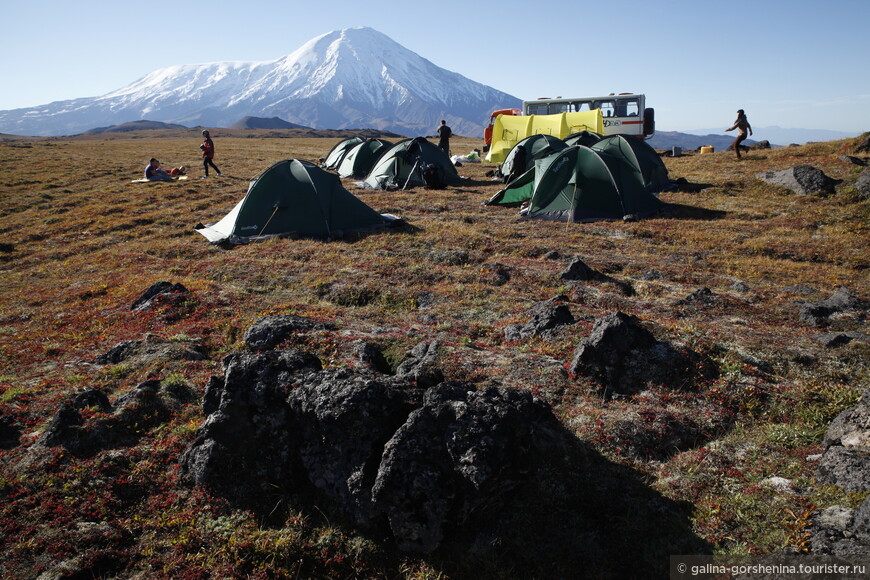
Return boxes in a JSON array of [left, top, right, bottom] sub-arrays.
[[597, 101, 615, 118]]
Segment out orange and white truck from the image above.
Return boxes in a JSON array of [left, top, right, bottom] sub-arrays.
[[483, 93, 655, 149], [522, 93, 655, 138]]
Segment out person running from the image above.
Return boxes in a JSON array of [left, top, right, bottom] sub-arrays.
[[200, 130, 222, 177], [436, 120, 452, 156], [725, 109, 753, 159]]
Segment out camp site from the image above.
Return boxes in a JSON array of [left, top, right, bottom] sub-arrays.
[[0, 126, 868, 579]]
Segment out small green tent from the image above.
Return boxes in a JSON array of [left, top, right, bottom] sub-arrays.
[[337, 138, 393, 178], [360, 137, 462, 190], [522, 145, 665, 222], [497, 134, 568, 183], [195, 159, 400, 244], [322, 137, 364, 170], [590, 135, 670, 193]]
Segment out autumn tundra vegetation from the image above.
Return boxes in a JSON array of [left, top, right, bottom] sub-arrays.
[[0, 129, 867, 578]]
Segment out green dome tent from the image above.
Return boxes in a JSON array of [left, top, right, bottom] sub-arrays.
[[522, 145, 665, 222], [321, 137, 364, 170], [337, 138, 393, 178], [195, 159, 400, 244], [360, 137, 462, 190], [590, 135, 670, 193], [496, 134, 568, 183]]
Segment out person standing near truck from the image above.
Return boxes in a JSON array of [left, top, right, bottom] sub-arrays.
[[725, 109, 753, 160], [200, 130, 222, 177]]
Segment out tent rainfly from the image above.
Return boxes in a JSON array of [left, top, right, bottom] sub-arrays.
[[337, 138, 393, 178], [359, 137, 462, 190], [590, 135, 670, 193], [496, 134, 569, 183], [321, 137, 364, 170], [195, 159, 400, 244]]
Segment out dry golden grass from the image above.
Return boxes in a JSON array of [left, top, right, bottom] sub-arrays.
[[0, 131, 867, 577]]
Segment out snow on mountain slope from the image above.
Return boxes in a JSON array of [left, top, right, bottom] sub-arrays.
[[0, 27, 520, 137]]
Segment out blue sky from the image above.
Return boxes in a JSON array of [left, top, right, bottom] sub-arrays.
[[2, 0, 868, 133]]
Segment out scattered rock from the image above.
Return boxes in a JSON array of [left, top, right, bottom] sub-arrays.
[[95, 338, 206, 365], [798, 286, 868, 327], [808, 498, 870, 556], [855, 133, 870, 154], [290, 369, 421, 529], [755, 165, 842, 196], [838, 154, 867, 166], [750, 140, 771, 150], [395, 341, 444, 388], [481, 262, 511, 286], [854, 169, 870, 201], [637, 269, 663, 281], [504, 297, 574, 342], [676, 287, 717, 306], [39, 380, 193, 458], [0, 412, 21, 450], [371, 384, 563, 553], [729, 281, 750, 292], [817, 389, 870, 492], [811, 331, 870, 348], [350, 340, 392, 374], [568, 312, 714, 396], [560, 257, 597, 282], [130, 281, 189, 311], [243, 314, 335, 350], [759, 476, 795, 494], [181, 356, 566, 553]]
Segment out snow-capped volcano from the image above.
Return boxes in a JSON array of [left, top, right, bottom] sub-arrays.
[[0, 27, 520, 137]]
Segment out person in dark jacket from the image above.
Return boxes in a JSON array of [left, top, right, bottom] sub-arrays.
[[200, 130, 222, 177], [144, 158, 173, 181], [436, 120, 452, 156]]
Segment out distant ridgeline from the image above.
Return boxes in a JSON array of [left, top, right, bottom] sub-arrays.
[[647, 131, 762, 151]]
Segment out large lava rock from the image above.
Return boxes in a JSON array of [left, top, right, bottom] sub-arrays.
[[756, 165, 841, 195], [180, 349, 574, 553], [179, 350, 322, 505], [817, 389, 870, 492]]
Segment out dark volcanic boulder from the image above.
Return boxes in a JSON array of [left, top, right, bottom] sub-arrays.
[[40, 381, 188, 458], [504, 297, 574, 342], [569, 311, 712, 395], [371, 383, 564, 553], [0, 412, 21, 449], [130, 281, 189, 311], [179, 350, 322, 506], [755, 165, 841, 195], [560, 257, 597, 282], [395, 341, 444, 388], [289, 369, 421, 528], [854, 169, 870, 201], [244, 315, 336, 351], [799, 286, 868, 327], [817, 389, 870, 492]]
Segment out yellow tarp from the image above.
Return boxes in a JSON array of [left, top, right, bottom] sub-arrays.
[[485, 110, 603, 163]]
